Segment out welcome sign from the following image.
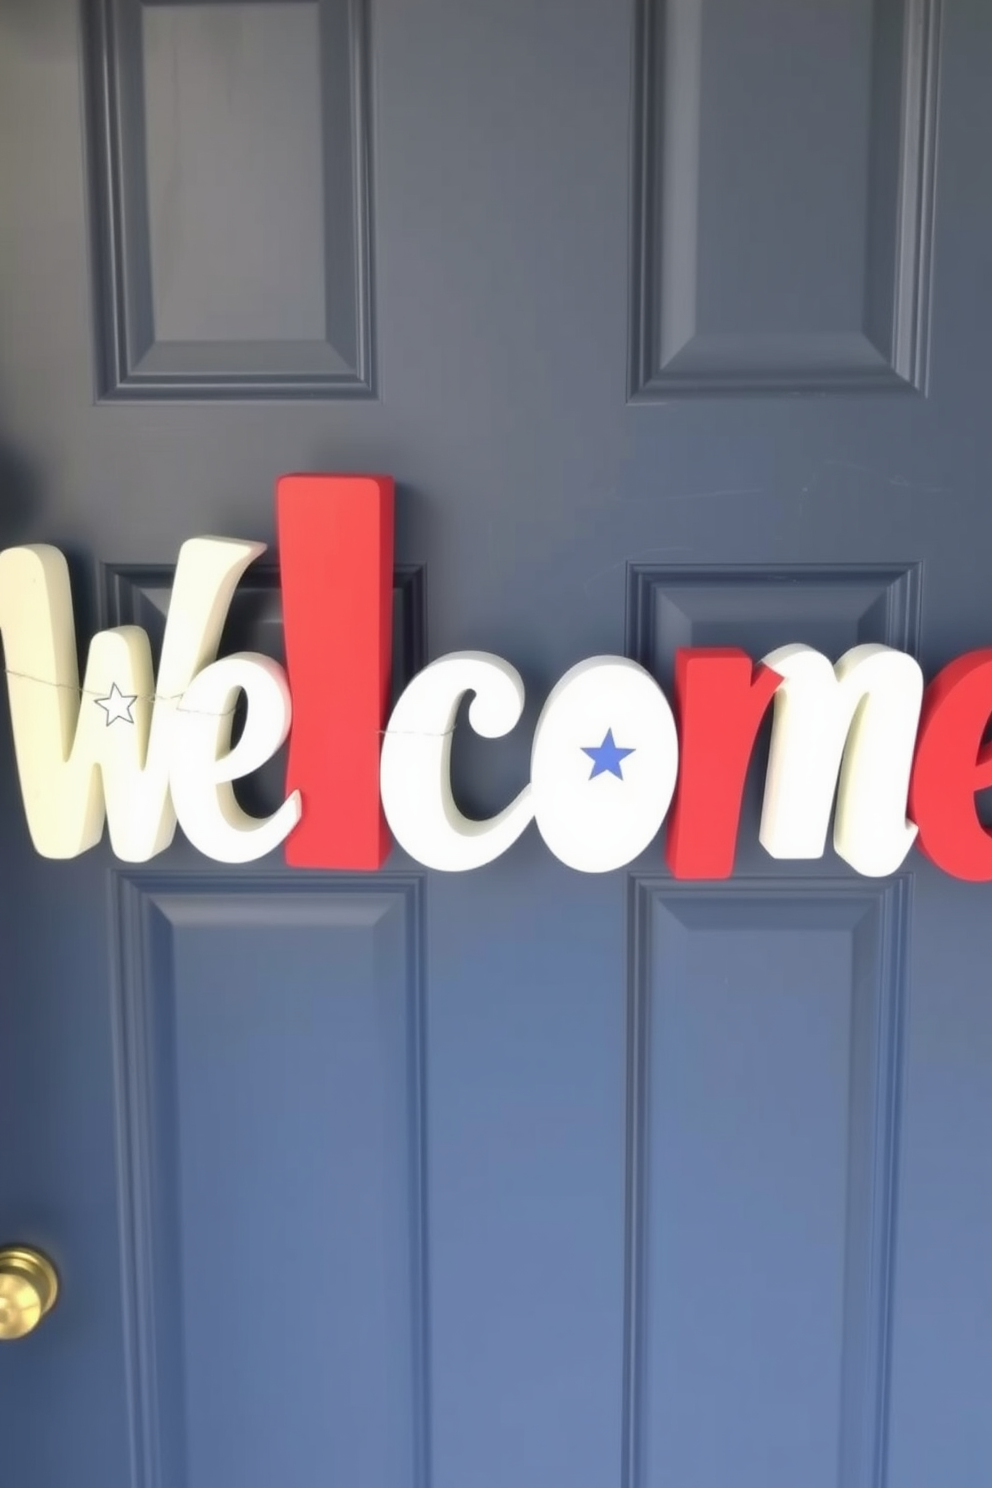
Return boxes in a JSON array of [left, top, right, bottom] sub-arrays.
[[0, 475, 986, 879]]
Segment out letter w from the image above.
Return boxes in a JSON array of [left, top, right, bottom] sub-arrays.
[[0, 538, 262, 860]]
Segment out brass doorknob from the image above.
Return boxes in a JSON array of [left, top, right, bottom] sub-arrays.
[[0, 1247, 59, 1340]]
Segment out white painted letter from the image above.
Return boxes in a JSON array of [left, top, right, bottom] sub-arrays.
[[759, 642, 923, 876], [531, 657, 678, 872], [380, 651, 534, 871], [0, 538, 263, 859], [170, 652, 301, 863]]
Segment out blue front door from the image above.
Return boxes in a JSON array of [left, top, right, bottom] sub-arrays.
[[1, 1, 990, 1485]]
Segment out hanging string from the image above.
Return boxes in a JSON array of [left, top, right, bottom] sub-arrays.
[[0, 664, 457, 734]]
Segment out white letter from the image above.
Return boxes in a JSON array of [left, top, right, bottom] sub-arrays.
[[380, 651, 533, 871], [0, 538, 264, 860], [170, 652, 301, 863], [759, 642, 923, 876], [531, 657, 678, 872]]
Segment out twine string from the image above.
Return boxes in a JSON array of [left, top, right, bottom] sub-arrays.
[[0, 665, 457, 735]]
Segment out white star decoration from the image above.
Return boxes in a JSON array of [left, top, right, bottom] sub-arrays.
[[95, 682, 138, 726]]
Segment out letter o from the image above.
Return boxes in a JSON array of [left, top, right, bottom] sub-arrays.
[[531, 657, 678, 872]]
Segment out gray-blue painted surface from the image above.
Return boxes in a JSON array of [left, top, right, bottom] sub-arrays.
[[1, 1, 990, 1485]]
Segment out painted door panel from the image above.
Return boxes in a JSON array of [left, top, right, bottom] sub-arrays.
[[1, 2, 991, 1486]]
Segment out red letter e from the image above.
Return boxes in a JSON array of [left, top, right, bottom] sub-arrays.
[[909, 650, 992, 881]]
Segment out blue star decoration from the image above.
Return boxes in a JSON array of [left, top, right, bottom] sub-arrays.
[[581, 728, 636, 780]]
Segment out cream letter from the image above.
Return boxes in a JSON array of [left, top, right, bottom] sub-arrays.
[[531, 657, 678, 872], [759, 642, 923, 876], [0, 537, 263, 859], [380, 651, 534, 870], [170, 652, 301, 863]]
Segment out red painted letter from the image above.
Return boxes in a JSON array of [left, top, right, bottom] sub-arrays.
[[277, 474, 394, 869], [908, 650, 992, 880], [666, 648, 781, 879]]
